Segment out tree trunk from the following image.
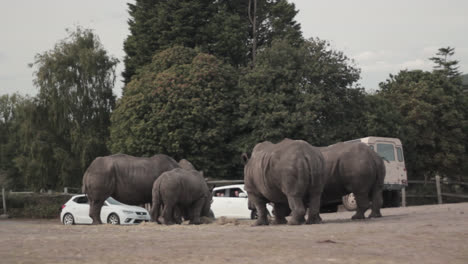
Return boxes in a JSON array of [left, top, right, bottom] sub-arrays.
[[248, 0, 257, 66]]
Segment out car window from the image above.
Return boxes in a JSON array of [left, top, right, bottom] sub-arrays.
[[106, 197, 124, 205], [214, 189, 226, 197], [229, 188, 244, 197], [74, 196, 88, 204], [377, 143, 395, 161], [396, 147, 404, 162]]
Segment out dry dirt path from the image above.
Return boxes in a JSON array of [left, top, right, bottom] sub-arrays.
[[1, 203, 467, 264]]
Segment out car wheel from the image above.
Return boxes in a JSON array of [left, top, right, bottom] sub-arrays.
[[107, 213, 120, 225], [342, 193, 357, 211], [63, 213, 75, 225], [250, 209, 258, 220]]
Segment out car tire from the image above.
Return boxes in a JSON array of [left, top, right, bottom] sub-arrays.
[[107, 213, 120, 225], [342, 193, 357, 211], [63, 213, 75, 225]]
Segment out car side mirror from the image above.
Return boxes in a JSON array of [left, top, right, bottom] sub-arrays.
[[238, 193, 247, 198]]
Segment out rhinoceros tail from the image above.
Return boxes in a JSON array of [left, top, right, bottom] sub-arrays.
[[370, 152, 386, 211], [151, 179, 163, 224]]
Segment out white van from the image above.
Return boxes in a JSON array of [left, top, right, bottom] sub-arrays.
[[344, 137, 408, 208]]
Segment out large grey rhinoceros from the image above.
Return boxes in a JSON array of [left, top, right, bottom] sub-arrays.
[[242, 138, 325, 225], [320, 142, 386, 219], [150, 168, 212, 225], [82, 154, 180, 224]]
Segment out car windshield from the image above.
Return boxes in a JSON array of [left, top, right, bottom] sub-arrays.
[[106, 197, 124, 205]]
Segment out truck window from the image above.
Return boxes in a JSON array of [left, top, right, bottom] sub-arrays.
[[396, 147, 404, 162], [377, 143, 395, 161]]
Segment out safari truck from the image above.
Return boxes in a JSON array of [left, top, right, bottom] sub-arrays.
[[341, 136, 408, 210]]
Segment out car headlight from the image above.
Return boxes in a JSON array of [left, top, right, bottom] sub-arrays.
[[122, 210, 134, 214]]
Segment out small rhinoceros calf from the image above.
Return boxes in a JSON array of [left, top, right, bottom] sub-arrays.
[[150, 168, 212, 225]]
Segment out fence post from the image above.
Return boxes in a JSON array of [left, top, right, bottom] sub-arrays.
[[401, 187, 406, 207], [64, 187, 68, 194], [2, 188, 6, 215], [435, 175, 443, 204]]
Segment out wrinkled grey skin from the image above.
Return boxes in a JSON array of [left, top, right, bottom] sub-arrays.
[[320, 142, 386, 219], [178, 159, 197, 171], [82, 154, 180, 224], [150, 168, 212, 225], [243, 139, 325, 225]]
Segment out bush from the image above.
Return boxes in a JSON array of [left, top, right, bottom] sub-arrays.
[[1, 192, 73, 219]]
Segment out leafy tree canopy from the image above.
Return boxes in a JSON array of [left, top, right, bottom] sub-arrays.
[[5, 27, 119, 191], [375, 48, 467, 180], [237, 38, 365, 153], [111, 46, 239, 178], [122, 0, 302, 84]]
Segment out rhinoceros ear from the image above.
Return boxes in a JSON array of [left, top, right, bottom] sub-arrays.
[[241, 153, 249, 165]]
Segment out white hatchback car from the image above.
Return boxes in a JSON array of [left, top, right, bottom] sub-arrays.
[[211, 184, 273, 219], [60, 194, 151, 225]]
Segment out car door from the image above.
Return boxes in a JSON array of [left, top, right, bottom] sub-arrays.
[[100, 201, 113, 223], [211, 188, 229, 217], [222, 187, 250, 218], [73, 196, 92, 224], [228, 187, 250, 218]]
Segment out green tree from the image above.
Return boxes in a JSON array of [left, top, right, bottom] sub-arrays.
[[237, 38, 365, 153], [122, 0, 303, 83], [378, 69, 466, 180], [13, 27, 118, 190], [430, 47, 460, 79], [0, 94, 25, 189], [111, 46, 239, 178]]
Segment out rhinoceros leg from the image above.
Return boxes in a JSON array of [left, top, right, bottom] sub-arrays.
[[162, 203, 176, 225], [352, 192, 370, 220], [272, 203, 289, 225], [369, 185, 383, 218], [249, 193, 269, 226], [188, 197, 205, 225], [89, 199, 105, 225], [287, 196, 306, 225], [306, 191, 322, 224]]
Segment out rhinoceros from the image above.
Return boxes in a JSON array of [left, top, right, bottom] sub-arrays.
[[150, 168, 212, 225], [320, 142, 386, 219], [82, 154, 180, 224], [242, 138, 325, 225]]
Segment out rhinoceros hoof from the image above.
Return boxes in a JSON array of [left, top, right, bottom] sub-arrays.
[[252, 219, 269, 226], [351, 214, 365, 220], [368, 212, 382, 218], [306, 216, 322, 225], [288, 217, 305, 225], [272, 218, 288, 225]]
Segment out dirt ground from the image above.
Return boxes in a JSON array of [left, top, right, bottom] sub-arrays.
[[1, 203, 467, 264]]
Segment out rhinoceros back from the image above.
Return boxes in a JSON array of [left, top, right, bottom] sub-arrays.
[[244, 139, 324, 202], [83, 154, 179, 205]]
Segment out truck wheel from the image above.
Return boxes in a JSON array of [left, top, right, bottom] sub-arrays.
[[342, 193, 357, 211]]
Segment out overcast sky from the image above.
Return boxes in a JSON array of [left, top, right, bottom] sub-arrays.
[[1, 0, 467, 98]]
